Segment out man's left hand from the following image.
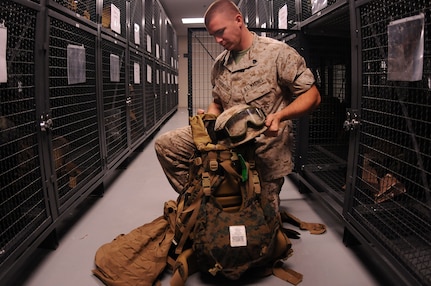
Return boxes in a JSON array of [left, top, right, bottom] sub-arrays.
[[264, 113, 280, 137]]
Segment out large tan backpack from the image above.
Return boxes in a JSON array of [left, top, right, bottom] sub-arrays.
[[167, 114, 303, 285], [92, 114, 325, 286]]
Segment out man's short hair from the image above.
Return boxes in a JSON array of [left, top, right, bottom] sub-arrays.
[[204, 0, 242, 26]]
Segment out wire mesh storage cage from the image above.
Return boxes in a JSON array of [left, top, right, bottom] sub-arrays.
[[346, 0, 431, 284], [1, 0, 178, 282], [101, 37, 128, 164], [129, 0, 144, 48], [0, 0, 50, 273], [49, 0, 97, 24], [301, 0, 341, 21], [101, 0, 127, 38], [48, 14, 103, 208], [238, 0, 298, 30], [129, 49, 146, 145]]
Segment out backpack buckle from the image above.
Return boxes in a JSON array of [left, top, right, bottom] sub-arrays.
[[209, 159, 218, 171], [208, 263, 223, 276], [202, 172, 211, 196], [194, 157, 202, 166]]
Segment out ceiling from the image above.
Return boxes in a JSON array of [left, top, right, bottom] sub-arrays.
[[158, 0, 240, 36]]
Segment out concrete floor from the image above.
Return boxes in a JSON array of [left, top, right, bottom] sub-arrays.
[[10, 108, 394, 286]]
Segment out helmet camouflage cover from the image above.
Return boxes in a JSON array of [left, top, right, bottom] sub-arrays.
[[214, 104, 267, 147]]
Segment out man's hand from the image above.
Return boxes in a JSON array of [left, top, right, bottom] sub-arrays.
[[264, 113, 280, 137]]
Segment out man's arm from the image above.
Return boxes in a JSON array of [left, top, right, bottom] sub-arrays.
[[206, 100, 224, 116], [265, 85, 321, 136]]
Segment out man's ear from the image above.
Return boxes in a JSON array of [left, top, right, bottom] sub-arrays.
[[235, 14, 243, 26]]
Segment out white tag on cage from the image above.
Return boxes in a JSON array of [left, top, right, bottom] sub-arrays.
[[110, 4, 121, 34], [0, 24, 7, 83], [67, 44, 86, 85], [134, 23, 140, 45], [278, 4, 288, 29], [147, 64, 152, 83], [387, 13, 424, 82], [146, 34, 152, 53], [134, 62, 140, 84], [229, 225, 247, 247], [110, 54, 120, 82]]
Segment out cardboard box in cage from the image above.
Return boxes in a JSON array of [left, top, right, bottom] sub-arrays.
[[102, 4, 121, 34]]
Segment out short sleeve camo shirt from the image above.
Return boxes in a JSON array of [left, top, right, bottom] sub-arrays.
[[210, 33, 315, 180]]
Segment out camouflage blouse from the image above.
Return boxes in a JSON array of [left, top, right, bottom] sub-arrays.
[[210, 32, 315, 180]]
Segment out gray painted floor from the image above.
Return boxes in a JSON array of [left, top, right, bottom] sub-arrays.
[[12, 108, 393, 286]]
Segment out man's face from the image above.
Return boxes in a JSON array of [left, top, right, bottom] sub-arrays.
[[206, 12, 242, 51]]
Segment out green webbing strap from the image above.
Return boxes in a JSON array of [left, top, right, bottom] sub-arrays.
[[238, 154, 248, 182]]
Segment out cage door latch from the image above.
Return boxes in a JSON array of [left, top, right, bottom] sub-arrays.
[[343, 109, 360, 131], [40, 114, 53, 132]]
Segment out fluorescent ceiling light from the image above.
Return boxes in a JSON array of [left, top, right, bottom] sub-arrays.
[[182, 18, 204, 24]]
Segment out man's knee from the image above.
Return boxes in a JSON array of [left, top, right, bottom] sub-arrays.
[[154, 133, 169, 156]]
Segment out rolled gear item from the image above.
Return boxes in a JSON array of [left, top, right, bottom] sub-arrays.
[[214, 104, 268, 147], [280, 210, 327, 235], [189, 114, 228, 152], [201, 113, 218, 143]]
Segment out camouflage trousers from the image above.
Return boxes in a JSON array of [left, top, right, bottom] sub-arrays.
[[154, 125, 284, 212]]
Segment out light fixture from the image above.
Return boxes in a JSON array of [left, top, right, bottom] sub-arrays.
[[181, 18, 204, 24]]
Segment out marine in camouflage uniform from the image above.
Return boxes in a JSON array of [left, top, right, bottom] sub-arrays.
[[155, 33, 315, 211]]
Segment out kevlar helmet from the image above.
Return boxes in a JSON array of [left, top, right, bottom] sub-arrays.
[[215, 104, 267, 147]]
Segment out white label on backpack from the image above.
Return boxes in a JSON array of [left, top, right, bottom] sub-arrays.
[[229, 225, 247, 247]]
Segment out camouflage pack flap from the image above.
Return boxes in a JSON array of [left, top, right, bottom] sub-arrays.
[[191, 159, 283, 280]]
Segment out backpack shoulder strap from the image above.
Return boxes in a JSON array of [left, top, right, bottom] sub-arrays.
[[272, 261, 303, 286], [170, 249, 198, 286]]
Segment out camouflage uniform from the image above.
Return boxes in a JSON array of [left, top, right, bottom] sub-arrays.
[[155, 33, 315, 210]]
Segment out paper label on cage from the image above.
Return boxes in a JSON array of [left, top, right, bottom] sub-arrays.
[[110, 54, 120, 82], [134, 62, 140, 84], [147, 65, 152, 83], [311, 0, 328, 15], [156, 44, 160, 59], [387, 13, 424, 82], [278, 4, 288, 29], [261, 23, 267, 37], [67, 44, 86, 85], [146, 35, 152, 53], [229, 225, 247, 247], [134, 23, 140, 45], [110, 4, 121, 34], [0, 26, 7, 83]]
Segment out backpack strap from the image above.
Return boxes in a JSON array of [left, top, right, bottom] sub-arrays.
[[173, 164, 226, 254], [170, 248, 198, 286], [174, 190, 204, 254], [280, 209, 326, 235], [272, 260, 303, 286]]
